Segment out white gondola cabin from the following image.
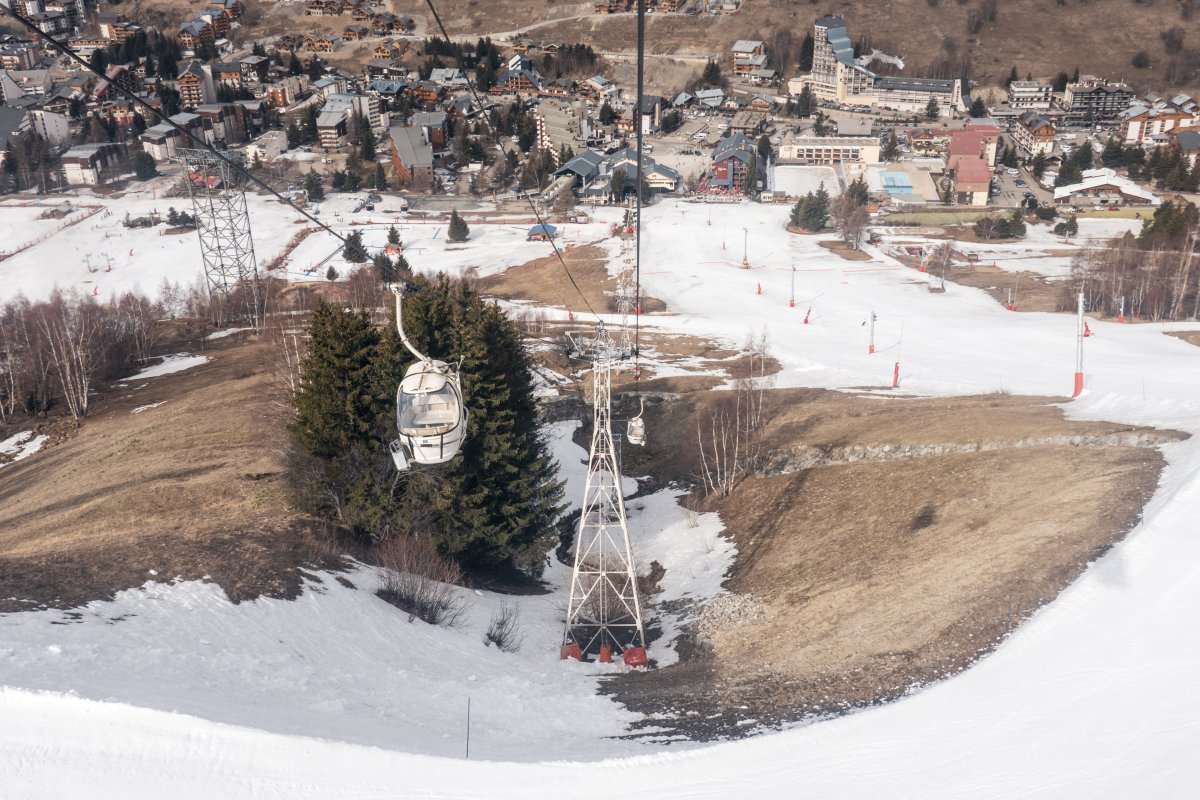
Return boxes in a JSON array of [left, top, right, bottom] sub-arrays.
[[626, 397, 646, 447], [387, 284, 468, 471]]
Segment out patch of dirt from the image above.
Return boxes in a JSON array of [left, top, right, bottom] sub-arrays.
[[819, 240, 872, 261], [1167, 330, 1200, 347], [478, 243, 666, 316], [938, 260, 1064, 313], [605, 388, 1183, 739], [0, 332, 351, 612]]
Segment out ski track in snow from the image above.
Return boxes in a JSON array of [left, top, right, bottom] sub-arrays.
[[4, 195, 1200, 797]]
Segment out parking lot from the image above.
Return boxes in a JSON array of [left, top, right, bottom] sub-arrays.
[[991, 165, 1053, 209]]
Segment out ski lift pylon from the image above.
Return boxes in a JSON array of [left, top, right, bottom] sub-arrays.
[[387, 283, 468, 471]]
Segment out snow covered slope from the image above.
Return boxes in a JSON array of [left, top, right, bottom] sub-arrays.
[[4, 197, 1200, 797]]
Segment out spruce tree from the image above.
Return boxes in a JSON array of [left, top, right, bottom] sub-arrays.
[[387, 224, 401, 245], [447, 209, 470, 242], [293, 304, 382, 461], [304, 171, 324, 202], [374, 253, 397, 283], [1005, 207, 1027, 238], [1055, 159, 1083, 187], [798, 32, 814, 72], [924, 96, 939, 121], [343, 230, 366, 263], [376, 277, 565, 572], [1031, 150, 1047, 178], [881, 130, 900, 161], [809, 183, 831, 229]]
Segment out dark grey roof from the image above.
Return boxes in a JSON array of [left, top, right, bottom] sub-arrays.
[[0, 105, 30, 147], [389, 124, 432, 168], [1176, 130, 1200, 152], [877, 76, 957, 92], [553, 149, 604, 180]]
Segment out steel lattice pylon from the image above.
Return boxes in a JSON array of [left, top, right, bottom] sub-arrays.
[[563, 324, 646, 659], [177, 148, 260, 300]]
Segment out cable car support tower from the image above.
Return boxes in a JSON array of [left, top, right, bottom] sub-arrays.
[[177, 148, 262, 321], [562, 323, 646, 664], [562, 0, 650, 666]]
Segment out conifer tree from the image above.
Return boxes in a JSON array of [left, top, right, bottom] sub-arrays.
[[447, 209, 470, 242], [293, 304, 382, 462], [387, 224, 401, 245], [304, 171, 324, 202], [1005, 207, 1027, 238], [343, 229, 366, 263], [1031, 150, 1047, 178], [374, 253, 397, 284], [881, 130, 900, 161], [376, 277, 565, 571]]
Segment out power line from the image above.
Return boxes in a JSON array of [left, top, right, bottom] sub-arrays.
[[5, 9, 372, 262], [421, 0, 598, 320]]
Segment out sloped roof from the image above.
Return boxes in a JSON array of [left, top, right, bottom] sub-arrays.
[[955, 157, 992, 189], [554, 149, 604, 180], [389, 123, 432, 168], [1175, 130, 1200, 152], [0, 105, 29, 147]]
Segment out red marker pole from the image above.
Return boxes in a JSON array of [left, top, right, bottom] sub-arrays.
[[803, 307, 811, 324], [1072, 291, 1085, 398], [892, 362, 900, 388]]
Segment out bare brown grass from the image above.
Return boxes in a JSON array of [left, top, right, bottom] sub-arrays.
[[819, 240, 873, 262], [607, 388, 1182, 738], [0, 332, 345, 612], [478, 243, 666, 315]]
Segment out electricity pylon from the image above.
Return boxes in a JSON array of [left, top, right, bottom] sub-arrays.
[[563, 323, 646, 661]]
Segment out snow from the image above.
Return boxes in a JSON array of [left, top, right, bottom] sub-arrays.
[[125, 353, 211, 380], [5, 196, 1200, 796], [131, 402, 167, 414], [205, 327, 253, 340], [0, 430, 48, 466], [0, 421, 732, 767], [771, 165, 841, 199]]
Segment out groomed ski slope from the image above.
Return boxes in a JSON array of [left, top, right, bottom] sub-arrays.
[[4, 198, 1200, 797]]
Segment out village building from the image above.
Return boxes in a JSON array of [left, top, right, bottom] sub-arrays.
[[730, 40, 767, 78], [952, 157, 991, 206], [1170, 129, 1200, 168], [1052, 167, 1160, 206], [1007, 80, 1053, 110], [1119, 94, 1199, 147], [175, 60, 214, 109], [1013, 110, 1056, 156], [1061, 76, 1135, 124], [388, 123, 434, 189], [706, 134, 756, 193], [803, 16, 963, 116], [778, 135, 881, 165]]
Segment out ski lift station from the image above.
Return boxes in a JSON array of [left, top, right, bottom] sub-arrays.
[[527, 223, 558, 241]]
